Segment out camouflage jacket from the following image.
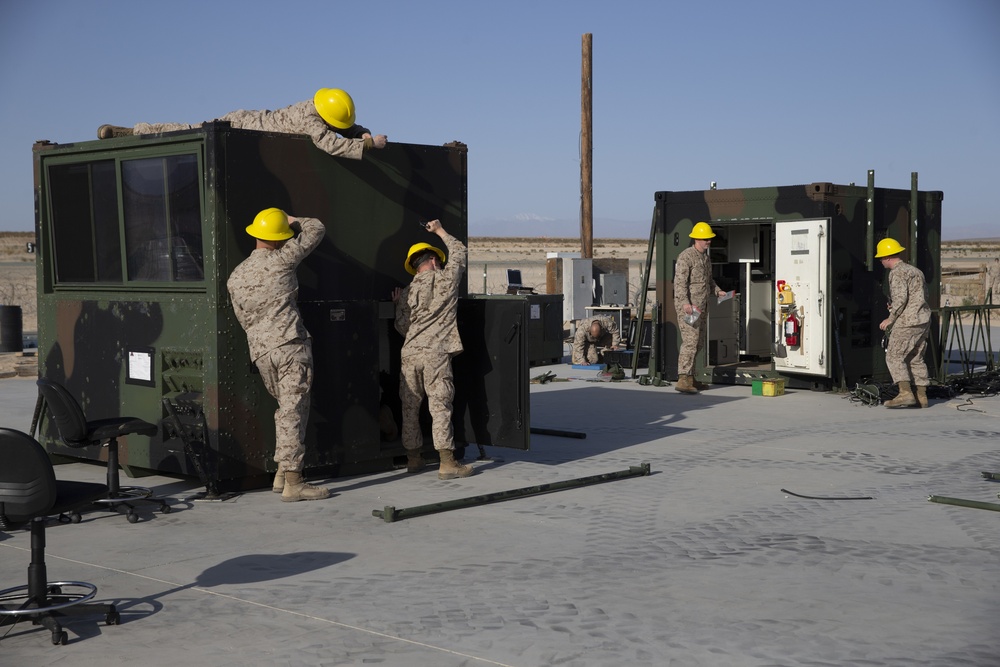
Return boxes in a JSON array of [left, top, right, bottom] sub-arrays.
[[221, 101, 371, 160], [673, 245, 721, 313], [395, 233, 467, 359], [227, 218, 326, 362], [886, 260, 930, 328], [572, 316, 621, 363]]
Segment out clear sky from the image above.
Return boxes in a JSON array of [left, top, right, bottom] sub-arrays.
[[1, 0, 997, 239]]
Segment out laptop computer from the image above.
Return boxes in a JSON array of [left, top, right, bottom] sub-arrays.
[[505, 268, 535, 294], [506, 269, 524, 290]]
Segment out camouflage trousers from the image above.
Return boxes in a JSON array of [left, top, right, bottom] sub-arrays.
[[134, 122, 202, 134], [255, 339, 313, 472], [886, 323, 930, 386], [134, 112, 247, 135], [399, 350, 455, 452], [675, 308, 707, 376]]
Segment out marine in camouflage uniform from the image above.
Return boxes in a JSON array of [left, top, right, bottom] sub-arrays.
[[572, 316, 621, 365], [877, 238, 931, 408], [393, 220, 474, 480], [101, 95, 386, 159], [673, 222, 725, 393], [227, 213, 330, 500]]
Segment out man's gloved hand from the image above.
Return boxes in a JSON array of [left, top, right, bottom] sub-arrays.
[[362, 133, 388, 149]]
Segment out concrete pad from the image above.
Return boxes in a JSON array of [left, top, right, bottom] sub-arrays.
[[1, 371, 999, 666]]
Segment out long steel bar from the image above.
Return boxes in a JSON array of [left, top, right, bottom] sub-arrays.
[[910, 172, 919, 271], [632, 206, 658, 380], [927, 495, 1000, 512], [373, 462, 651, 523], [866, 169, 875, 271], [530, 427, 587, 439]]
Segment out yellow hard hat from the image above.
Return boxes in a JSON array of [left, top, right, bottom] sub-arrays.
[[246, 208, 292, 241], [875, 237, 905, 258], [689, 221, 716, 239], [404, 242, 446, 275], [313, 88, 356, 129]]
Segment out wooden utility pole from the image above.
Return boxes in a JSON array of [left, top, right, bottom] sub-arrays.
[[581, 33, 593, 259]]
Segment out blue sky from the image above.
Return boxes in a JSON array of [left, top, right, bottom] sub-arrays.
[[1, 0, 997, 239]]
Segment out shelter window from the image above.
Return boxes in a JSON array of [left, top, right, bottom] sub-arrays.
[[49, 160, 122, 283], [123, 154, 204, 282], [47, 151, 204, 286]]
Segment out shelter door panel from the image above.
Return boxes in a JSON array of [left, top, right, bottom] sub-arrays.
[[452, 297, 530, 451], [774, 219, 830, 377], [300, 300, 380, 466]]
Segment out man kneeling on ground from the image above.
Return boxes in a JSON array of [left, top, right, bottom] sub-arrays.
[[572, 316, 621, 365]]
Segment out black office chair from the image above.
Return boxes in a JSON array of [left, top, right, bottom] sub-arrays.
[[36, 378, 170, 523], [0, 428, 121, 645]]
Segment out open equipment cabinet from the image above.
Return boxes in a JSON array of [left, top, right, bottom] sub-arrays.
[[653, 177, 942, 390], [32, 123, 530, 491]]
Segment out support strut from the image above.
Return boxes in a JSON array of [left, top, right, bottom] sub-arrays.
[[373, 462, 652, 523], [927, 495, 1000, 512], [530, 427, 587, 439]]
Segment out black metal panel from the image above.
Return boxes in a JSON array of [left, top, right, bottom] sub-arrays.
[[298, 300, 381, 469], [453, 297, 529, 450], [524, 294, 564, 366]]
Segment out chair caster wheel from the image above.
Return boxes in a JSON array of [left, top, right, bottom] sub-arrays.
[[52, 630, 68, 645], [106, 610, 121, 625], [126, 512, 139, 524]]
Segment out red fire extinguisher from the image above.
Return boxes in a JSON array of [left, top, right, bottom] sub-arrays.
[[784, 312, 800, 347]]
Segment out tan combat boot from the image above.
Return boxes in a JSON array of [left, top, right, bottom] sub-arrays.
[[272, 464, 285, 493], [280, 471, 331, 502], [693, 378, 711, 391], [97, 124, 133, 139], [915, 385, 928, 409], [675, 374, 698, 394], [406, 450, 425, 474], [884, 381, 917, 408], [438, 449, 474, 480]]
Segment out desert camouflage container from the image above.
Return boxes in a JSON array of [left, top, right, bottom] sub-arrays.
[[32, 123, 528, 490], [654, 176, 942, 389]]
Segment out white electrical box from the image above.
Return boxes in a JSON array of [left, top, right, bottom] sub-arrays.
[[563, 258, 593, 322]]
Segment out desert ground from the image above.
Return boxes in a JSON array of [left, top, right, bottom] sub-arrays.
[[1, 231, 996, 377]]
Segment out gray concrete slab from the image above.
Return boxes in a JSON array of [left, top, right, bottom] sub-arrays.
[[2, 370, 999, 666]]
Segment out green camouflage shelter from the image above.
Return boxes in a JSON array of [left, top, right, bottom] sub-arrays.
[[653, 176, 942, 389], [32, 123, 529, 491]]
